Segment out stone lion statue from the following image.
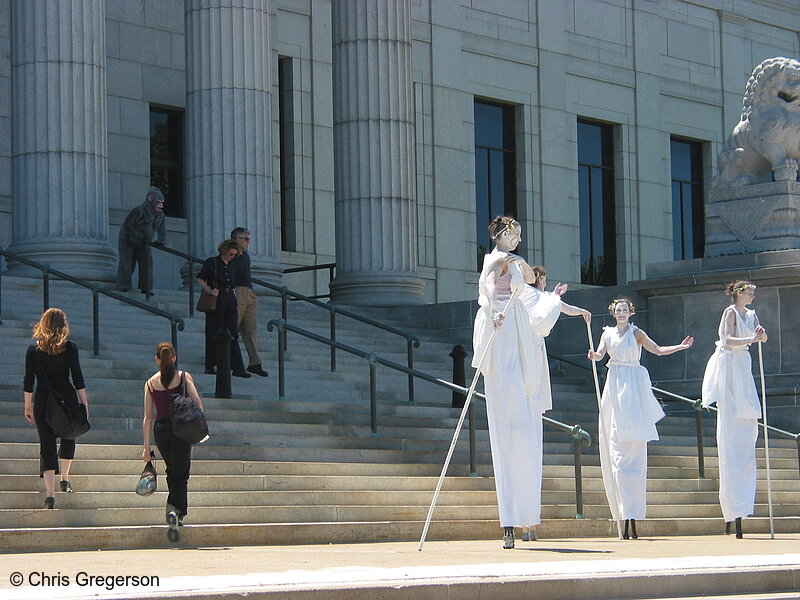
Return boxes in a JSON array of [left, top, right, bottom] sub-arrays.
[[713, 57, 800, 189]]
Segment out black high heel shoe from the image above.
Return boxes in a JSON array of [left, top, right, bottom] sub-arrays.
[[43, 496, 55, 509]]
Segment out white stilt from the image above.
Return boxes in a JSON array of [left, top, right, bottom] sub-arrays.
[[417, 288, 521, 551], [586, 320, 624, 540], [757, 341, 775, 539]]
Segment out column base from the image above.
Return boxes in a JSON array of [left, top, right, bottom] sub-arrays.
[[252, 256, 284, 293], [5, 238, 117, 282], [329, 271, 426, 306]]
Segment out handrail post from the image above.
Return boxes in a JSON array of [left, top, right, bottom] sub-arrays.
[[407, 338, 415, 403], [277, 320, 286, 401], [692, 399, 706, 479], [795, 435, 800, 481], [188, 258, 195, 317], [42, 266, 50, 311], [171, 320, 178, 352], [214, 328, 233, 399], [468, 400, 477, 476], [449, 345, 467, 408], [573, 437, 584, 519], [368, 354, 378, 437], [0, 254, 4, 324], [330, 307, 336, 372], [92, 290, 100, 358], [281, 289, 288, 353]]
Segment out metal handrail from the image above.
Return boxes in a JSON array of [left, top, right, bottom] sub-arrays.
[[149, 243, 421, 401], [0, 246, 185, 356], [651, 386, 800, 480], [267, 318, 592, 518], [283, 263, 335, 300], [549, 346, 800, 479]]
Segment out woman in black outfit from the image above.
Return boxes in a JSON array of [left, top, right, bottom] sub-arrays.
[[196, 238, 250, 378], [142, 342, 204, 542], [23, 307, 89, 508]]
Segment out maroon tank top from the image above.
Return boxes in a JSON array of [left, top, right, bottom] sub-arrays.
[[150, 373, 184, 420]]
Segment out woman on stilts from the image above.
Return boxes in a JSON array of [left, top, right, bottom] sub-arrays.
[[588, 297, 693, 539], [474, 216, 591, 549], [701, 281, 766, 539]]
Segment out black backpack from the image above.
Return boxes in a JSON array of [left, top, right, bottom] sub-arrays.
[[169, 372, 209, 444]]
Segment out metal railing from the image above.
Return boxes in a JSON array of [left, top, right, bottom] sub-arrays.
[[549, 346, 800, 479], [0, 247, 185, 356], [652, 386, 800, 480], [267, 318, 592, 519], [283, 263, 336, 300], [149, 243, 421, 401]]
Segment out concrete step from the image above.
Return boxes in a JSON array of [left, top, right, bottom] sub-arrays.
[[1, 516, 799, 554]]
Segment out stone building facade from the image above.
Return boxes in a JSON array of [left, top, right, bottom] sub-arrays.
[[0, 0, 798, 305]]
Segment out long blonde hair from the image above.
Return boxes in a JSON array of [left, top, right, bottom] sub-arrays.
[[32, 307, 70, 355]]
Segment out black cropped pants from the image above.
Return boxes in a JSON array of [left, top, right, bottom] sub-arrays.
[[33, 398, 76, 476], [154, 419, 192, 517]]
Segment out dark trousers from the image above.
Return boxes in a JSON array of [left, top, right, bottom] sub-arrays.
[[154, 419, 192, 517], [116, 240, 152, 292], [33, 399, 76, 476], [204, 290, 246, 373]]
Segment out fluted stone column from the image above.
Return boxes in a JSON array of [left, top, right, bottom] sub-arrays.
[[8, 0, 116, 280], [185, 0, 282, 285], [329, 0, 425, 306]]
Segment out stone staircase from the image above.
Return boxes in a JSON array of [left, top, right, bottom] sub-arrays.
[[0, 274, 797, 552]]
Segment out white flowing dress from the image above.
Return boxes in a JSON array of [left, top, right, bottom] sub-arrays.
[[598, 325, 665, 521], [701, 306, 760, 522], [472, 250, 562, 527]]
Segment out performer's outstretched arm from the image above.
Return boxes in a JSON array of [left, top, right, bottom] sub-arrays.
[[635, 329, 693, 356]]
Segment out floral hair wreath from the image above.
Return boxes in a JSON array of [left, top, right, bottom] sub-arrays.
[[491, 220, 517, 240], [608, 299, 635, 314], [733, 283, 756, 295]]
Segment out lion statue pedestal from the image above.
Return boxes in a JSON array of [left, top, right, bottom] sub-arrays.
[[706, 56, 800, 257], [705, 181, 800, 256]]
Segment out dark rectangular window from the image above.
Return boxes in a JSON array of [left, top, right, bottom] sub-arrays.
[[279, 56, 297, 252], [670, 138, 705, 260], [474, 100, 516, 269], [149, 106, 184, 218], [577, 120, 616, 285]]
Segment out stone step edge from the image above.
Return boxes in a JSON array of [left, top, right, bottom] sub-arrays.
[[2, 516, 799, 554]]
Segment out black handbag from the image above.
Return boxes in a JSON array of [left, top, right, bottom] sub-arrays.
[[136, 451, 157, 496], [169, 372, 209, 444], [39, 348, 90, 440]]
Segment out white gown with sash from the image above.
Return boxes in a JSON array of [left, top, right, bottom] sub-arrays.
[[472, 249, 562, 526], [701, 306, 760, 522], [598, 324, 664, 521]]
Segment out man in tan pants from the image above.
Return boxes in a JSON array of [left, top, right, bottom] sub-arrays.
[[231, 227, 268, 377]]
